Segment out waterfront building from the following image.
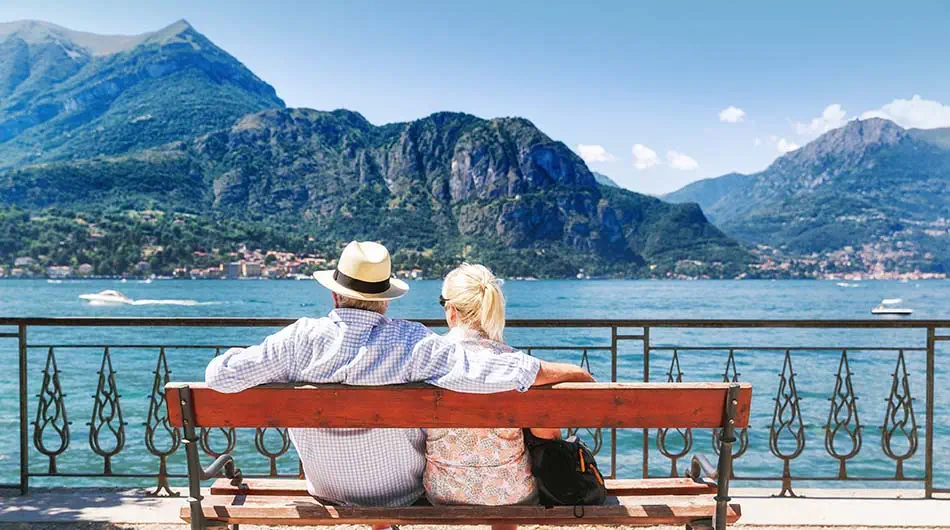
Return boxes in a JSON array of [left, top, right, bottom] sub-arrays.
[[242, 262, 262, 277]]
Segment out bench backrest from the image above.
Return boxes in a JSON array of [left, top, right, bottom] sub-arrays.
[[166, 382, 751, 429]]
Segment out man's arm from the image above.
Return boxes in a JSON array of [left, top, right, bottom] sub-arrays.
[[532, 360, 596, 386], [408, 327, 595, 393], [408, 330, 542, 393], [204, 319, 303, 393]]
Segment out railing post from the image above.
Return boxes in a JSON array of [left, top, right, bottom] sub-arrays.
[[18, 324, 28, 496], [925, 326, 935, 499], [610, 325, 618, 479], [642, 326, 650, 479]]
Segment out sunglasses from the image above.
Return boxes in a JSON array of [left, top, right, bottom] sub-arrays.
[[439, 295, 449, 307]]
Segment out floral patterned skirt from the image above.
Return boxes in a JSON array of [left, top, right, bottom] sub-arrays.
[[424, 428, 538, 506]]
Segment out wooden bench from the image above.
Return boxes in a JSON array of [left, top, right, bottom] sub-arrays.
[[167, 382, 752, 530]]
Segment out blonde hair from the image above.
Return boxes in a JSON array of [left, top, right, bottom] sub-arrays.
[[442, 263, 505, 342], [335, 295, 389, 314]]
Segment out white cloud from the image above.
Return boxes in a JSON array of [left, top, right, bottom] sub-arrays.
[[776, 137, 800, 153], [794, 104, 847, 137], [719, 106, 746, 123], [753, 137, 763, 147], [859, 95, 950, 129], [632, 144, 660, 170], [576, 144, 617, 163], [666, 150, 699, 170]]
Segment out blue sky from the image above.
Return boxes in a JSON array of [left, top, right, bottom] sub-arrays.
[[3, 0, 950, 194]]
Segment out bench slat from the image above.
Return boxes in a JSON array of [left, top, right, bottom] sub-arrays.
[[210, 477, 716, 497], [184, 495, 740, 526], [167, 382, 752, 429]]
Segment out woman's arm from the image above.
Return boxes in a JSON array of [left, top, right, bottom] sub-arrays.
[[529, 361, 594, 439], [529, 428, 562, 439]]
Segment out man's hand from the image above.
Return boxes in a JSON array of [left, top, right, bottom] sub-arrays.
[[532, 360, 596, 386]]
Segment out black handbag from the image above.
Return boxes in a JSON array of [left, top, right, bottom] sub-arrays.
[[523, 429, 607, 508]]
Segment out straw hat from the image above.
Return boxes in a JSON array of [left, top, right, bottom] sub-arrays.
[[313, 241, 409, 301]]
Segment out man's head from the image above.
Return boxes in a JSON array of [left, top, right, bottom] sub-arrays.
[[313, 241, 408, 311], [332, 292, 390, 314]]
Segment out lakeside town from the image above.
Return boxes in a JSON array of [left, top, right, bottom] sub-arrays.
[[1, 243, 944, 282]]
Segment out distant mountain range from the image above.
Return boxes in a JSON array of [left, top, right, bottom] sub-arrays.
[[666, 118, 950, 273], [592, 171, 621, 188], [0, 20, 748, 278]]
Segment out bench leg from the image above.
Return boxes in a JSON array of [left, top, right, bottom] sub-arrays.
[[712, 384, 740, 530], [180, 387, 206, 530], [686, 519, 714, 530]]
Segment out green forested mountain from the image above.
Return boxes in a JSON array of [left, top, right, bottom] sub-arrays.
[[1, 108, 750, 277], [665, 118, 950, 273], [0, 20, 749, 278], [0, 19, 284, 168]]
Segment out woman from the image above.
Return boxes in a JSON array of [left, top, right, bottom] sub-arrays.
[[424, 263, 561, 528]]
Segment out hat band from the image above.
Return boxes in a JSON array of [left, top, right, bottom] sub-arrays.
[[333, 269, 391, 294]]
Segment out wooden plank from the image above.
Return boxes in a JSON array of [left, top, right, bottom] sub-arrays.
[[167, 382, 752, 429], [182, 495, 740, 526], [211, 477, 716, 497]]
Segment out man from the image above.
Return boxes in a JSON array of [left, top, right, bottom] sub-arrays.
[[205, 241, 594, 509]]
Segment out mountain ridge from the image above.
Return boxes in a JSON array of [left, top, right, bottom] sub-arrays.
[[665, 118, 950, 273], [0, 19, 750, 278]]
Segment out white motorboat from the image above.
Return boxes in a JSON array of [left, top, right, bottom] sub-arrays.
[[871, 298, 913, 316], [79, 290, 132, 305]]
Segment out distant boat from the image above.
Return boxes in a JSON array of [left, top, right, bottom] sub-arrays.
[[47, 279, 64, 284], [872, 298, 913, 315], [836, 282, 859, 288], [79, 290, 132, 305]]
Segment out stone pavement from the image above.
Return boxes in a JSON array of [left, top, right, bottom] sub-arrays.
[[1, 488, 948, 528]]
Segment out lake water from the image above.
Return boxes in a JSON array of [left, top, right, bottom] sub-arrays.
[[1, 278, 948, 492]]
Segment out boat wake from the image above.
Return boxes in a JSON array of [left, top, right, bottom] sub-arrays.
[[80, 290, 218, 306]]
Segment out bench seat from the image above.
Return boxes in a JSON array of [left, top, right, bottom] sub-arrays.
[[184, 493, 741, 526], [211, 477, 718, 497]]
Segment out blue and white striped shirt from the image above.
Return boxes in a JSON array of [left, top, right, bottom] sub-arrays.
[[204, 308, 541, 506]]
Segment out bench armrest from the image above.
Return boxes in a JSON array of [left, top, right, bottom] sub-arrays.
[[686, 453, 718, 483], [199, 454, 243, 484]]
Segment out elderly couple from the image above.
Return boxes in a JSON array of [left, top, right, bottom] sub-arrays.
[[205, 241, 594, 529]]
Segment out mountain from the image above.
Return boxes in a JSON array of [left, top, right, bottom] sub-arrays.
[[0, 20, 750, 278], [592, 171, 621, 188], [0, 108, 750, 277], [0, 19, 284, 168], [666, 118, 950, 273]]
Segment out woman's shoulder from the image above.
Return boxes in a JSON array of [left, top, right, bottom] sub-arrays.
[[444, 327, 515, 353]]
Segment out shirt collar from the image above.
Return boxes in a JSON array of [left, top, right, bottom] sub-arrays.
[[329, 307, 391, 326], [446, 326, 487, 341]]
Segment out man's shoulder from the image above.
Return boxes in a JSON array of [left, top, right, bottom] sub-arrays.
[[382, 318, 432, 337]]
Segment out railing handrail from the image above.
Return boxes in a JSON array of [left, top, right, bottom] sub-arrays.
[[1, 316, 949, 328]]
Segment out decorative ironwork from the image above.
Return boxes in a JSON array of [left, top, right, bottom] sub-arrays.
[[769, 349, 805, 497], [825, 350, 862, 479], [255, 428, 293, 477], [713, 350, 749, 463], [199, 347, 237, 458], [33, 347, 70, 474], [656, 350, 692, 477], [567, 349, 603, 454], [144, 348, 181, 496], [882, 349, 918, 480], [88, 347, 126, 475], [5, 317, 947, 500]]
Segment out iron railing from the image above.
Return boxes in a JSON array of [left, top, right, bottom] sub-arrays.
[[0, 317, 947, 498]]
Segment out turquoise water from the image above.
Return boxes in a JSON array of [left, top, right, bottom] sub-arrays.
[[0, 278, 948, 492]]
